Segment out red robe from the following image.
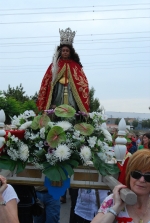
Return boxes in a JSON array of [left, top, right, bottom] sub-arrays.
[[37, 59, 90, 112]]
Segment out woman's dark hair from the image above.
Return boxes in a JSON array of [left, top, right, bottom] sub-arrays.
[[141, 132, 150, 149], [57, 44, 83, 67]]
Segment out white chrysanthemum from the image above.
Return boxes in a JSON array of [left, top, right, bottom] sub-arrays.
[[7, 148, 19, 161], [19, 144, 29, 161], [40, 127, 45, 139], [87, 136, 97, 148], [19, 121, 32, 130], [55, 121, 72, 131], [54, 144, 71, 161], [101, 128, 112, 142], [80, 146, 91, 162], [101, 122, 107, 130]]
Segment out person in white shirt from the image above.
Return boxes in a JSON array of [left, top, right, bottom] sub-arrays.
[[75, 189, 109, 222], [0, 174, 19, 223]]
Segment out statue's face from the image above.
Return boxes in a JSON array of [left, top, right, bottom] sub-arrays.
[[61, 46, 70, 59]]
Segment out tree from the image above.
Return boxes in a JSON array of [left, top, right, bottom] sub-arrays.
[[132, 119, 138, 128], [3, 84, 29, 102], [115, 118, 121, 125], [89, 87, 101, 112]]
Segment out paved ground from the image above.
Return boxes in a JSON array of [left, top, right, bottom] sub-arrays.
[[60, 190, 71, 223]]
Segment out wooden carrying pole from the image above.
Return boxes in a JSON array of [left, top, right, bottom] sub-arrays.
[[103, 175, 137, 205]]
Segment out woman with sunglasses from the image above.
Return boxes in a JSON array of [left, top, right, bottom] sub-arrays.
[[91, 149, 150, 223]]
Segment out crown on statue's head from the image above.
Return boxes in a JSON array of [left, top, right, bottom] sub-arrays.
[[59, 27, 76, 45]]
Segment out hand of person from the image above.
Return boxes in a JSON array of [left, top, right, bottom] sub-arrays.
[[112, 184, 127, 212], [0, 175, 7, 195]]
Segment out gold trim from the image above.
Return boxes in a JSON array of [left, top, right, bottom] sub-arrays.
[[68, 65, 87, 112]]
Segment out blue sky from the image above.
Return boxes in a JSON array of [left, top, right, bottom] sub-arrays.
[[0, 0, 150, 113]]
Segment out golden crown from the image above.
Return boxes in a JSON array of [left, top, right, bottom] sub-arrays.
[[59, 27, 76, 45]]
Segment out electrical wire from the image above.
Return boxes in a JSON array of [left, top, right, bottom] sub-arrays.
[[0, 16, 149, 25], [0, 3, 150, 11], [0, 31, 150, 40], [0, 8, 150, 16]]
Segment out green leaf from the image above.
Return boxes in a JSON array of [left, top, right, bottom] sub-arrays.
[[16, 160, 26, 173], [34, 149, 47, 159], [31, 115, 41, 130], [62, 163, 74, 177], [0, 157, 16, 171], [57, 166, 67, 181], [43, 166, 61, 181], [74, 123, 94, 136], [46, 126, 66, 148], [55, 104, 76, 118], [67, 159, 79, 168]]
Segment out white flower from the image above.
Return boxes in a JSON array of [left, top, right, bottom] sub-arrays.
[[7, 148, 19, 161], [29, 133, 39, 140], [87, 136, 97, 148], [19, 121, 32, 130], [101, 128, 112, 142], [80, 146, 91, 162], [24, 130, 30, 139], [23, 110, 36, 119], [40, 127, 45, 139], [97, 152, 107, 161], [10, 135, 19, 142], [54, 144, 71, 161], [35, 141, 44, 150], [33, 162, 44, 170], [19, 144, 29, 161], [55, 121, 72, 131], [101, 122, 107, 130]]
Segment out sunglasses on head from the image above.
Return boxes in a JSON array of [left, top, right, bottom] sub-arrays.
[[130, 171, 150, 182]]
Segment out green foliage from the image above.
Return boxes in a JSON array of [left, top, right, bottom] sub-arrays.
[[3, 84, 29, 102], [89, 87, 101, 112], [1, 84, 37, 124], [132, 119, 138, 128], [142, 119, 150, 128], [115, 118, 121, 125]]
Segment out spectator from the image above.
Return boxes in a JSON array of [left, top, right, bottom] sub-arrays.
[[138, 132, 150, 149], [0, 174, 19, 223], [75, 189, 110, 223], [91, 149, 150, 223]]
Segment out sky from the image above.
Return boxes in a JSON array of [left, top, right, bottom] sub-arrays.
[[0, 0, 150, 114]]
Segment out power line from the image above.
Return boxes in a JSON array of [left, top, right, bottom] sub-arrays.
[[1, 45, 150, 54], [0, 39, 150, 48], [0, 3, 150, 11], [0, 8, 150, 16], [0, 51, 149, 59], [0, 31, 150, 40], [0, 36, 150, 46], [1, 65, 150, 73], [0, 16, 149, 25]]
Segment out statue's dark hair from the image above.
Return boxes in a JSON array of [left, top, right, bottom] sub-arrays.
[[57, 44, 83, 67]]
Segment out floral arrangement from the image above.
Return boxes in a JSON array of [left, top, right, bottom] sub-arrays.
[[0, 104, 119, 181]]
